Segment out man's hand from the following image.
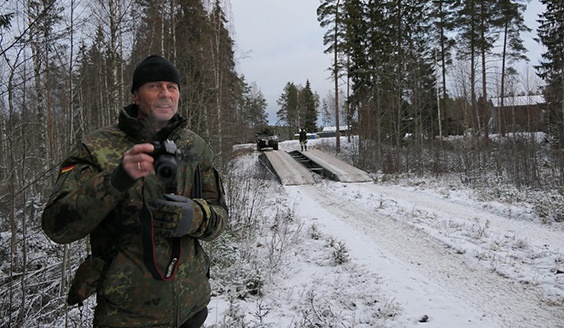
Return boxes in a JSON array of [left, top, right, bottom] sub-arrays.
[[150, 194, 199, 238], [123, 143, 155, 179]]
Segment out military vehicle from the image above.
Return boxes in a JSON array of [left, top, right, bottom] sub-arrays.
[[256, 129, 279, 151]]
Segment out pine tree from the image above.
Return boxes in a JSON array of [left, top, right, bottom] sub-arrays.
[[209, 0, 240, 155], [277, 82, 300, 139], [454, 0, 502, 142], [302, 80, 320, 132], [343, 0, 369, 131], [349, 0, 393, 152], [318, 0, 347, 152], [536, 0, 564, 146], [430, 0, 458, 134], [495, 0, 530, 135]]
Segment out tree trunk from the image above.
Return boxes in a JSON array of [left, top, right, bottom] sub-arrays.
[[480, 1, 490, 142], [334, 0, 340, 153]]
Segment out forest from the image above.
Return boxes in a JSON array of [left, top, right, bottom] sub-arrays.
[[1, 0, 564, 326]]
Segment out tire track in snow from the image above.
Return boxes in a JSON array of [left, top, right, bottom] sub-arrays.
[[287, 184, 564, 328]]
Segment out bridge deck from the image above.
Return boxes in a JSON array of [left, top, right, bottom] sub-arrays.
[[261, 150, 317, 185], [300, 150, 372, 183], [260, 149, 372, 185]]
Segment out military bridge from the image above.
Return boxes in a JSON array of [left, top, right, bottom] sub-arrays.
[[258, 149, 372, 186]]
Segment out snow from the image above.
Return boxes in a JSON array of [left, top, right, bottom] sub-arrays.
[[206, 137, 564, 327], [19, 136, 564, 327]]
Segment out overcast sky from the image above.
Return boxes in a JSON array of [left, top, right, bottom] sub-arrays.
[[229, 0, 545, 125]]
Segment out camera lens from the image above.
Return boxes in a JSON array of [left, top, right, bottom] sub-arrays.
[[155, 159, 176, 181], [156, 164, 175, 180], [151, 140, 180, 182]]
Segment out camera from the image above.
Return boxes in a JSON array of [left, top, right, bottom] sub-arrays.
[[151, 140, 181, 182]]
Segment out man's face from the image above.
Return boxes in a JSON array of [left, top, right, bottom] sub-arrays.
[[133, 81, 179, 131]]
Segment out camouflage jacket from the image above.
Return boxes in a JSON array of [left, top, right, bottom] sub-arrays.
[[42, 104, 229, 327]]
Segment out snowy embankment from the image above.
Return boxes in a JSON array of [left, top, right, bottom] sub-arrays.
[[208, 138, 564, 328]]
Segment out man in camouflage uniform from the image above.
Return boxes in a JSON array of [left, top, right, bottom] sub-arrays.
[[42, 55, 229, 328]]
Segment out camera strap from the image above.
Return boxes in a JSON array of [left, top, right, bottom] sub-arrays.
[[140, 183, 182, 281]]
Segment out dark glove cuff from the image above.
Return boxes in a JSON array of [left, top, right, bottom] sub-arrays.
[[110, 161, 137, 192]]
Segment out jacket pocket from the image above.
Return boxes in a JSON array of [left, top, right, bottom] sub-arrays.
[[68, 256, 105, 306]]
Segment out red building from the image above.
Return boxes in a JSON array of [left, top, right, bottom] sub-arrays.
[[490, 95, 546, 133]]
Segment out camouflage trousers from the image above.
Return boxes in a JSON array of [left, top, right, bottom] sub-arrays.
[[179, 307, 208, 328]]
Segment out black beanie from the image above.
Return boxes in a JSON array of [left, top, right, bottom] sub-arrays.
[[131, 55, 180, 93]]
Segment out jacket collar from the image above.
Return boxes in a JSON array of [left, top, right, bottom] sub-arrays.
[[118, 104, 187, 142]]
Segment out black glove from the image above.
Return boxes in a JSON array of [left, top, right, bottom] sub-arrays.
[[150, 194, 201, 238]]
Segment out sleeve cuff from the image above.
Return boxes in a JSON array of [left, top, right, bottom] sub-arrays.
[[110, 162, 137, 193]]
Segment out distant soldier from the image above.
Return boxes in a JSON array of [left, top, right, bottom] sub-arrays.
[[299, 128, 308, 151], [42, 55, 229, 328]]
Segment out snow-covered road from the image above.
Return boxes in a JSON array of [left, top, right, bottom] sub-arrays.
[[286, 181, 564, 328]]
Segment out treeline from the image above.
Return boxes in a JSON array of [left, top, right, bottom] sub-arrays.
[[276, 80, 320, 140], [318, 0, 532, 146], [316, 0, 564, 189]]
